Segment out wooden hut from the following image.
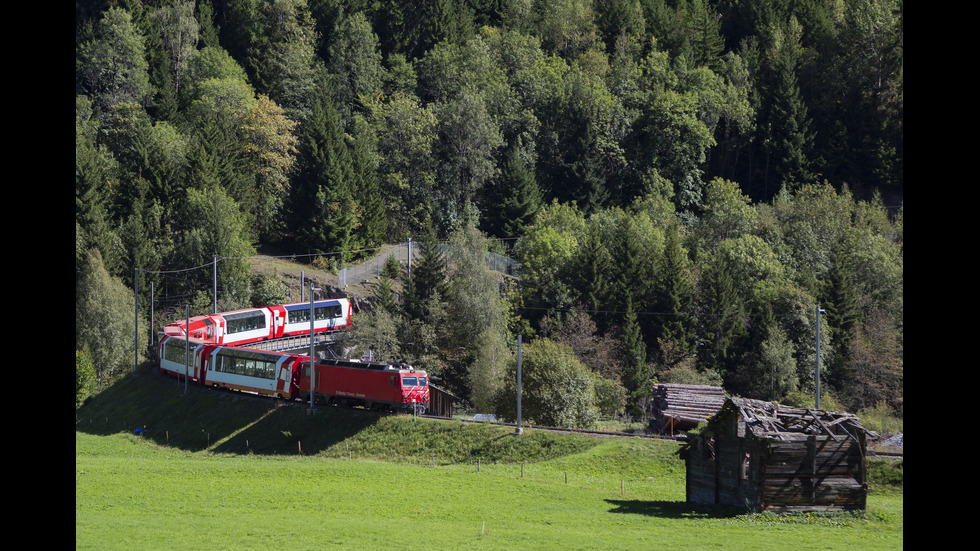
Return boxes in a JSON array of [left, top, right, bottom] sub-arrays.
[[427, 384, 460, 418], [679, 397, 878, 513]]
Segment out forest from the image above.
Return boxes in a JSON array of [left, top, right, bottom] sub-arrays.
[[75, 0, 902, 426]]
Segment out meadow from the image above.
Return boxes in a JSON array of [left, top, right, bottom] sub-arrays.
[[76, 428, 902, 550]]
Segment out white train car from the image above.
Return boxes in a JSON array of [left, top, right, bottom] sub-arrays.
[[277, 298, 352, 337], [203, 346, 302, 398]]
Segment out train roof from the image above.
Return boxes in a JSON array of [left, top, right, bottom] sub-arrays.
[[318, 358, 423, 373], [215, 307, 267, 319]]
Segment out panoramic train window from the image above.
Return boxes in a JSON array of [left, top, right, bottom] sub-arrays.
[[214, 353, 277, 380], [164, 340, 191, 364], [287, 304, 343, 324], [224, 312, 265, 334]]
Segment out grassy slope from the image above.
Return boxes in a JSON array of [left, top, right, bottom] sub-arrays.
[[76, 369, 903, 550]]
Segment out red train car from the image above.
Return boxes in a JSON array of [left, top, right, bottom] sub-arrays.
[[298, 359, 429, 412]]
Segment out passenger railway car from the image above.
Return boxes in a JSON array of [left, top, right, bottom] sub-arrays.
[[274, 299, 352, 338], [163, 298, 352, 346], [158, 335, 428, 411]]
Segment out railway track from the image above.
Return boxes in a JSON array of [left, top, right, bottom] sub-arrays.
[[419, 414, 904, 459], [420, 414, 685, 441]]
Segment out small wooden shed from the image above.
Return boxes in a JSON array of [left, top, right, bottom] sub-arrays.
[[427, 384, 460, 418], [679, 397, 878, 513]]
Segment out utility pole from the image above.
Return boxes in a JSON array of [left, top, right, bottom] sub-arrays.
[[213, 255, 218, 314], [815, 306, 826, 410], [134, 267, 139, 379], [310, 281, 321, 409], [184, 304, 190, 395], [516, 335, 523, 435]]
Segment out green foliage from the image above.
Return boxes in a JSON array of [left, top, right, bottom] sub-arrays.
[[251, 272, 290, 307], [76, 249, 147, 387], [76, 7, 152, 121], [382, 254, 402, 279], [75, 0, 901, 416], [866, 458, 903, 492], [495, 338, 599, 429], [76, 350, 97, 407]]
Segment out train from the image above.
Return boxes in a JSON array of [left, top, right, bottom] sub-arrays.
[[163, 298, 353, 346], [159, 336, 430, 411]]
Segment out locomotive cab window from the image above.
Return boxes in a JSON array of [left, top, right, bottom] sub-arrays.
[[402, 376, 418, 387], [418, 377, 427, 387]]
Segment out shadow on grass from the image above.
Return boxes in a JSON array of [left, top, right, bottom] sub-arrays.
[[605, 499, 744, 519], [75, 364, 384, 456]]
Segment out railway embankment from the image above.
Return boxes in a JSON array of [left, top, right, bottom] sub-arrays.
[[75, 363, 618, 465]]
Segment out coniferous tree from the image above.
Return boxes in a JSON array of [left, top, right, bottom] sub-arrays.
[[348, 115, 386, 248], [196, 0, 221, 49], [404, 220, 449, 322], [620, 295, 650, 418], [291, 76, 356, 258], [686, 0, 725, 70], [759, 16, 814, 194], [697, 253, 747, 382], [572, 225, 614, 330], [822, 242, 861, 378], [481, 150, 542, 238], [654, 222, 695, 355]]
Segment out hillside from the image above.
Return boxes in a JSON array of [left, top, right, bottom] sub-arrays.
[[76, 362, 616, 464], [77, 0, 902, 427]]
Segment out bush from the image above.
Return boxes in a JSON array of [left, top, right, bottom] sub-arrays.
[[382, 254, 401, 279], [76, 350, 96, 406], [493, 338, 599, 429]]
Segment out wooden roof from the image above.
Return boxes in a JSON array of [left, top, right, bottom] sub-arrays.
[[721, 397, 879, 444]]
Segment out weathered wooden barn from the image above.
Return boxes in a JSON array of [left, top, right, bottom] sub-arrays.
[[679, 397, 878, 513]]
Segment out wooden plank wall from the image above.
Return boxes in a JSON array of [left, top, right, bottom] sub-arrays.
[[760, 436, 867, 512]]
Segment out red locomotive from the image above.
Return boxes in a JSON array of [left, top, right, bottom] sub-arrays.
[[158, 334, 429, 412], [163, 298, 352, 346]]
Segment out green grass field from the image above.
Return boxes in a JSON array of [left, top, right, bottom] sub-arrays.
[[76, 432, 902, 550], [76, 372, 902, 550]]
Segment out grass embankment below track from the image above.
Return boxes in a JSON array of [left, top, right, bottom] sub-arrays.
[[76, 368, 903, 550]]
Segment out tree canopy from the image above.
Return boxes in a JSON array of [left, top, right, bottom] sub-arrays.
[[76, 0, 901, 420]]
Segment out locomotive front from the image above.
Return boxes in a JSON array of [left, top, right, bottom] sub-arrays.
[[399, 370, 429, 412]]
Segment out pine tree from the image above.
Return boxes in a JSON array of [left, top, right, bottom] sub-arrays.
[[291, 77, 355, 258], [823, 242, 861, 377], [481, 150, 542, 238], [404, 221, 449, 322], [697, 254, 747, 381], [348, 119, 386, 249], [654, 223, 695, 355], [686, 0, 725, 71], [620, 295, 650, 418], [573, 225, 614, 330], [767, 56, 813, 188]]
